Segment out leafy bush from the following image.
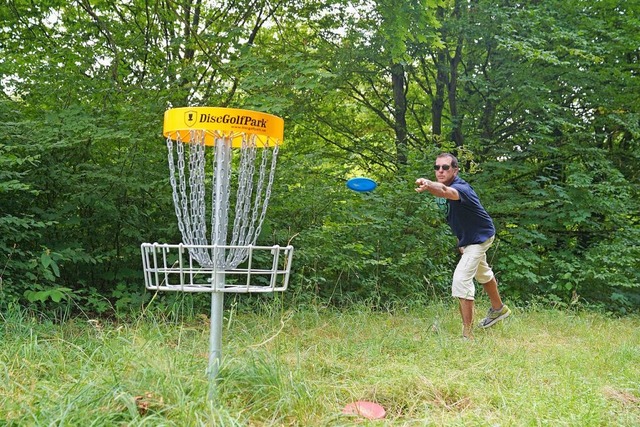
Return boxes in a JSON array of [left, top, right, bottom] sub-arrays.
[[479, 143, 640, 312]]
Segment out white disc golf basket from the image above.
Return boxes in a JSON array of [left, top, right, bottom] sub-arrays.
[[140, 107, 293, 397]]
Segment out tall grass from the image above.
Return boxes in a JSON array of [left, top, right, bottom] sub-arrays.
[[1, 300, 639, 426]]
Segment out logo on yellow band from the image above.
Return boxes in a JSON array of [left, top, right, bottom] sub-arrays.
[[164, 107, 284, 147]]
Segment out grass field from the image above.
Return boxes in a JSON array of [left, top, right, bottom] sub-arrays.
[[1, 300, 639, 426]]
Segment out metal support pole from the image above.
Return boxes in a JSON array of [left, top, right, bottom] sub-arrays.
[[207, 278, 224, 399], [206, 137, 232, 400]]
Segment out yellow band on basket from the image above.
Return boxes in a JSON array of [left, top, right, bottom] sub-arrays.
[[163, 107, 284, 147]]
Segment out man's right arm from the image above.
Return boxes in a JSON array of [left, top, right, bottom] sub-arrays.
[[415, 178, 460, 200]]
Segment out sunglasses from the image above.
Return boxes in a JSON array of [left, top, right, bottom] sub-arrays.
[[433, 164, 453, 171]]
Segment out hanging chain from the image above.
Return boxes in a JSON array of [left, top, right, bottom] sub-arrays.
[[167, 131, 279, 269]]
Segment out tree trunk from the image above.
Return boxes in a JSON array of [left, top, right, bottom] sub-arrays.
[[448, 41, 464, 147], [432, 50, 446, 139], [448, 0, 464, 147], [391, 63, 408, 166]]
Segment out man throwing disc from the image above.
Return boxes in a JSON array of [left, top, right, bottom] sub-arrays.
[[415, 153, 510, 339]]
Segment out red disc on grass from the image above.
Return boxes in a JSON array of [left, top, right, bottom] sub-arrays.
[[342, 401, 386, 420]]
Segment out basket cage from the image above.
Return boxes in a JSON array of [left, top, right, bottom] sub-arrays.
[[141, 243, 293, 293]]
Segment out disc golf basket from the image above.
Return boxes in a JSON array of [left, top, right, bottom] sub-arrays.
[[140, 107, 293, 397]]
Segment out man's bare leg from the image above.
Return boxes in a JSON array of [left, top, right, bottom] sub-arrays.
[[477, 277, 511, 329], [459, 298, 474, 338], [481, 277, 503, 310]]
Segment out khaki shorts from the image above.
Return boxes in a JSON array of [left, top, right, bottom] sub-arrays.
[[452, 236, 495, 300]]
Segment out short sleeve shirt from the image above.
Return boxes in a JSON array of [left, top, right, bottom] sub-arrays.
[[437, 176, 495, 247]]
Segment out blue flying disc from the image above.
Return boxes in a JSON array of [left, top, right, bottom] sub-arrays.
[[346, 177, 377, 192]]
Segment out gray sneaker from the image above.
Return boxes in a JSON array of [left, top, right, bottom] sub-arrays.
[[478, 304, 511, 329]]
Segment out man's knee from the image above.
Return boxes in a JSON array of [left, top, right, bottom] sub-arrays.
[[452, 278, 475, 300]]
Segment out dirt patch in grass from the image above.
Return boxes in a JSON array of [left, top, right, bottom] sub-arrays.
[[603, 386, 640, 407]]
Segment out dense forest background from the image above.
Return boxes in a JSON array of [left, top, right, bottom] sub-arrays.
[[1, 0, 638, 316]]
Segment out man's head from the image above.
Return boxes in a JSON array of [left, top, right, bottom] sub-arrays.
[[434, 153, 459, 185]]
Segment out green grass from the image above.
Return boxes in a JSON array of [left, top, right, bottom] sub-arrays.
[[1, 301, 639, 426]]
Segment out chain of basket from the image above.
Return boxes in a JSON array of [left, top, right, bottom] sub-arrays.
[[166, 131, 278, 269]]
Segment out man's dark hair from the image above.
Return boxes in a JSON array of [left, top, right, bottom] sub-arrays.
[[437, 153, 459, 168]]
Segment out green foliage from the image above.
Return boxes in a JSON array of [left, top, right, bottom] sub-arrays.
[[452, 0, 640, 310], [1, 0, 638, 314], [266, 151, 456, 307], [477, 145, 640, 311]]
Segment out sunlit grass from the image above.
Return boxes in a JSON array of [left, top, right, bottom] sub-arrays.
[[1, 301, 639, 426]]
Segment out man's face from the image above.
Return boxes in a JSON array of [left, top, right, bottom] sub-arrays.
[[434, 158, 458, 185]]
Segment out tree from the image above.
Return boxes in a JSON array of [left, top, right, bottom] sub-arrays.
[[458, 0, 640, 309], [1, 0, 638, 312], [0, 0, 295, 311]]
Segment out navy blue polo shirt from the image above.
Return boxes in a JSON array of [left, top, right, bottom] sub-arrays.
[[436, 176, 495, 247]]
